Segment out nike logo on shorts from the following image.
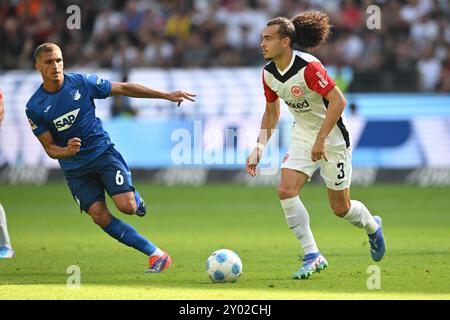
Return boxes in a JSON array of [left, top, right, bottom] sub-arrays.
[[334, 181, 345, 186]]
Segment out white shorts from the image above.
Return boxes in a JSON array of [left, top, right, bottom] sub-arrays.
[[281, 140, 352, 190]]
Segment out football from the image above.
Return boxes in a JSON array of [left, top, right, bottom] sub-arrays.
[[206, 249, 243, 283]]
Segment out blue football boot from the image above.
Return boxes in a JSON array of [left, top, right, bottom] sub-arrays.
[[293, 252, 328, 279], [135, 197, 147, 217], [368, 216, 386, 262]]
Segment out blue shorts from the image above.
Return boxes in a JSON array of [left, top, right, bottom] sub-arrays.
[[65, 146, 135, 213]]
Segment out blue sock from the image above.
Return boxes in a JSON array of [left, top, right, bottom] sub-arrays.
[[102, 216, 156, 256]]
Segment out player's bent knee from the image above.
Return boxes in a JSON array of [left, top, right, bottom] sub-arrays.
[[90, 211, 111, 228], [278, 186, 298, 200], [116, 200, 136, 215], [331, 204, 350, 218]]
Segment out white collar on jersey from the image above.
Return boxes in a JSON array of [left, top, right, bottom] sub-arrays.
[[276, 52, 296, 76]]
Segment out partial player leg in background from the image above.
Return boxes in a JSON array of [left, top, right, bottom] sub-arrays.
[[0, 203, 14, 258], [278, 168, 328, 279]]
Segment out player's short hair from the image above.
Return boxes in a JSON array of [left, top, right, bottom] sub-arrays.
[[291, 11, 331, 49], [33, 43, 61, 61], [267, 17, 296, 47]]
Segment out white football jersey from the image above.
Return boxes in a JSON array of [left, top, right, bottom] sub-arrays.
[[263, 51, 350, 150]]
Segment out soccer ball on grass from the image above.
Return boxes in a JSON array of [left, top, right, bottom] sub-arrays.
[[206, 249, 243, 283]]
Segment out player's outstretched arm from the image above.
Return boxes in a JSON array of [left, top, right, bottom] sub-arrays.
[[37, 131, 81, 159], [0, 91, 5, 126], [246, 99, 280, 177], [110, 82, 195, 107]]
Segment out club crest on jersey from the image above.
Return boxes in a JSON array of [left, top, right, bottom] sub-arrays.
[[71, 89, 81, 101], [291, 86, 303, 97], [53, 108, 80, 131]]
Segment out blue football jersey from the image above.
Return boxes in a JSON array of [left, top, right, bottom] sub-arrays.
[[26, 73, 113, 171]]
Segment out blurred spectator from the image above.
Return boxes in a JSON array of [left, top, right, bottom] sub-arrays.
[[339, 0, 363, 31], [437, 46, 450, 92], [92, 6, 123, 39], [399, 0, 434, 24], [336, 31, 365, 68], [111, 95, 138, 118], [0, 0, 449, 92], [334, 64, 351, 92], [417, 44, 442, 91], [349, 102, 358, 115], [110, 73, 138, 118], [164, 3, 192, 41]]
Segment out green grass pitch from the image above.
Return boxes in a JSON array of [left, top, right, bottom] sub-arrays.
[[0, 182, 449, 299]]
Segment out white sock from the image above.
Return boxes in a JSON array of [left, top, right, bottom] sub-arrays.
[[151, 248, 164, 257], [343, 200, 378, 234], [0, 203, 13, 249], [280, 196, 319, 255]]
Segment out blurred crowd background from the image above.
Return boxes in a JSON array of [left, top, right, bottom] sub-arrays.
[[1, 0, 449, 92]]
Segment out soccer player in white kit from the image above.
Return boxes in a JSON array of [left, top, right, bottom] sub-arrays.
[[246, 12, 385, 279], [0, 90, 14, 258]]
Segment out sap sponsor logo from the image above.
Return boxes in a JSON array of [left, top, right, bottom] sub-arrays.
[[53, 108, 80, 131], [316, 71, 328, 88], [286, 99, 311, 112]]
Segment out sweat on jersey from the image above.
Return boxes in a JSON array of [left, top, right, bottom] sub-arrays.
[[262, 51, 350, 150], [26, 73, 113, 171]]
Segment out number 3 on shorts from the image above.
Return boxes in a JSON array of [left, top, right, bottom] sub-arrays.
[[115, 170, 124, 185], [337, 162, 345, 179]]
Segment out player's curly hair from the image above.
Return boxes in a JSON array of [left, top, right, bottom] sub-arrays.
[[291, 11, 331, 49]]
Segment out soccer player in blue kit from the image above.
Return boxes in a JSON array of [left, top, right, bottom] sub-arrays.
[[26, 43, 195, 273]]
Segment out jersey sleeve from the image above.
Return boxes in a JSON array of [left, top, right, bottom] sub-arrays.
[[84, 74, 112, 99], [304, 61, 336, 97], [26, 107, 49, 137], [262, 71, 278, 103]]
